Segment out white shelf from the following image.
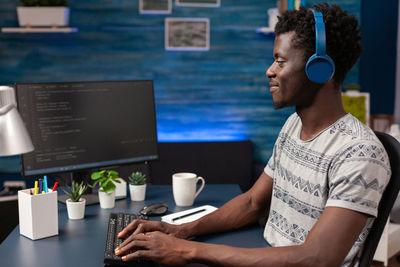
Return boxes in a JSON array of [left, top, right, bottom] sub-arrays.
[[1, 27, 78, 33], [256, 27, 274, 35]]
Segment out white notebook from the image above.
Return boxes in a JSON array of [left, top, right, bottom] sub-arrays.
[[161, 205, 218, 225]]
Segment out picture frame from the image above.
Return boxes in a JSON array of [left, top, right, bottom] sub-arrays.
[[175, 0, 220, 8], [165, 18, 210, 51], [342, 91, 370, 126], [140, 0, 172, 14]]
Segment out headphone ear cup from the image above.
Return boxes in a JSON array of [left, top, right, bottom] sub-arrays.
[[305, 54, 335, 83]]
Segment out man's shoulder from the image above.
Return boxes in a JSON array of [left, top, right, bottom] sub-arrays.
[[329, 114, 390, 170], [328, 113, 377, 143]]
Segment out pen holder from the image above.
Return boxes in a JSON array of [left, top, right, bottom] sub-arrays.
[[18, 189, 58, 240]]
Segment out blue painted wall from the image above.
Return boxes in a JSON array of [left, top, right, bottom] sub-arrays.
[[0, 0, 363, 177], [359, 0, 398, 115]]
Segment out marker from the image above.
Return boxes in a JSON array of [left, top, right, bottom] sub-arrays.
[[172, 209, 207, 222], [39, 179, 43, 194], [34, 181, 38, 195], [52, 182, 59, 192], [43, 176, 48, 193]]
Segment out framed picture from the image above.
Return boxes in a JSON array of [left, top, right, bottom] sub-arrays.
[[165, 18, 210, 51], [175, 0, 220, 7], [140, 0, 172, 14], [342, 91, 370, 126]]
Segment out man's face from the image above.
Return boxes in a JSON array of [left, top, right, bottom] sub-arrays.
[[266, 32, 317, 109]]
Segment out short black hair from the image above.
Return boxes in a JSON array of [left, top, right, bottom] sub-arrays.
[[274, 3, 363, 85]]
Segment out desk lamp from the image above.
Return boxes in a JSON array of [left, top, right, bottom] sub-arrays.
[[0, 86, 34, 156]]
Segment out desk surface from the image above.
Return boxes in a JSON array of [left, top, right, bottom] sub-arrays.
[[0, 184, 267, 267]]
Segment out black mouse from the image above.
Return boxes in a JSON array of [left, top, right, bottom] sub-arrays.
[[140, 203, 168, 216]]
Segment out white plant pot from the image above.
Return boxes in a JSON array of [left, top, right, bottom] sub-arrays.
[[115, 178, 127, 198], [66, 198, 86, 220], [17, 7, 70, 27], [129, 184, 147, 201], [98, 190, 116, 209]]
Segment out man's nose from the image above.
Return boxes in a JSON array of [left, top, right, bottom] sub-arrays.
[[266, 63, 276, 78]]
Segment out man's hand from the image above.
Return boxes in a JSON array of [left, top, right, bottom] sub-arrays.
[[116, 219, 188, 250], [115, 231, 194, 266]]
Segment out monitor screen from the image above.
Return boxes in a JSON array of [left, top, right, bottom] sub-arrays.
[[16, 80, 158, 177]]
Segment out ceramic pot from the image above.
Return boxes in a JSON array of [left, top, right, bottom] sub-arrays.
[[98, 189, 115, 209], [17, 7, 70, 27], [129, 184, 147, 201], [66, 198, 86, 220]]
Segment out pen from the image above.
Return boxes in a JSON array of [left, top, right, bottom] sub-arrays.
[[34, 181, 38, 195], [172, 208, 207, 222], [52, 182, 59, 192], [43, 176, 48, 193]]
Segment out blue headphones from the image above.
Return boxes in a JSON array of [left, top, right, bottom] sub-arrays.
[[305, 11, 335, 83]]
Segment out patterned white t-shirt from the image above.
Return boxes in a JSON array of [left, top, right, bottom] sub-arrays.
[[264, 113, 391, 267]]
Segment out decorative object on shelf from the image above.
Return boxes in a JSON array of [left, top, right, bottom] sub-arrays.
[[17, 0, 70, 27], [256, 7, 279, 36], [175, 0, 220, 8], [165, 17, 210, 51], [62, 180, 87, 220], [342, 84, 370, 126], [91, 170, 120, 209], [370, 114, 393, 132], [279, 0, 305, 12], [140, 0, 172, 14], [128, 171, 147, 201]]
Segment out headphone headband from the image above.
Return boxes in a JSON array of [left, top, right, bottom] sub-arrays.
[[313, 11, 326, 56]]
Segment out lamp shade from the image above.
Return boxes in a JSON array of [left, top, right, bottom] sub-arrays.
[[0, 86, 34, 156]]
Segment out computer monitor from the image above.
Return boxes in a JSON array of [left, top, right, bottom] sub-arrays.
[[15, 80, 158, 181]]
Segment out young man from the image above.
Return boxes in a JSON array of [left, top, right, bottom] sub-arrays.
[[115, 4, 391, 266]]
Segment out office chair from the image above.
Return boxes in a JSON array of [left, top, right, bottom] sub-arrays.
[[359, 131, 400, 267]]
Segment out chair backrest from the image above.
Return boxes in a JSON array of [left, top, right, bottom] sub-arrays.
[[359, 131, 400, 267]]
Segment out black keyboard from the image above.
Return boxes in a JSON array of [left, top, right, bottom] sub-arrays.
[[104, 213, 157, 267]]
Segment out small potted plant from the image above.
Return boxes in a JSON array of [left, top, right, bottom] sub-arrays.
[[17, 0, 70, 27], [62, 180, 88, 220], [91, 170, 120, 209], [128, 171, 147, 201]]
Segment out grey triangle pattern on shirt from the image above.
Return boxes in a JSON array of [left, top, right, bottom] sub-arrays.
[[268, 210, 309, 244], [276, 162, 328, 197], [278, 133, 333, 173]]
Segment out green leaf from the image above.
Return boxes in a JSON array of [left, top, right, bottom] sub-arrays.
[[91, 172, 103, 180], [103, 183, 116, 195]]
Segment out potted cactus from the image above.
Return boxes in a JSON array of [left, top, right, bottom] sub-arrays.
[[62, 180, 88, 220], [91, 170, 120, 209], [128, 171, 147, 201], [17, 0, 70, 27]]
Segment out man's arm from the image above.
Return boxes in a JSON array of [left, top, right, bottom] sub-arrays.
[[117, 172, 273, 247], [181, 172, 273, 237], [119, 205, 368, 267]]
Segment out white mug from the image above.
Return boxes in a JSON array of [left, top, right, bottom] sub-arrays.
[[172, 172, 205, 207]]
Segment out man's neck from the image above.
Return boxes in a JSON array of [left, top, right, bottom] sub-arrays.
[[296, 82, 346, 141]]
